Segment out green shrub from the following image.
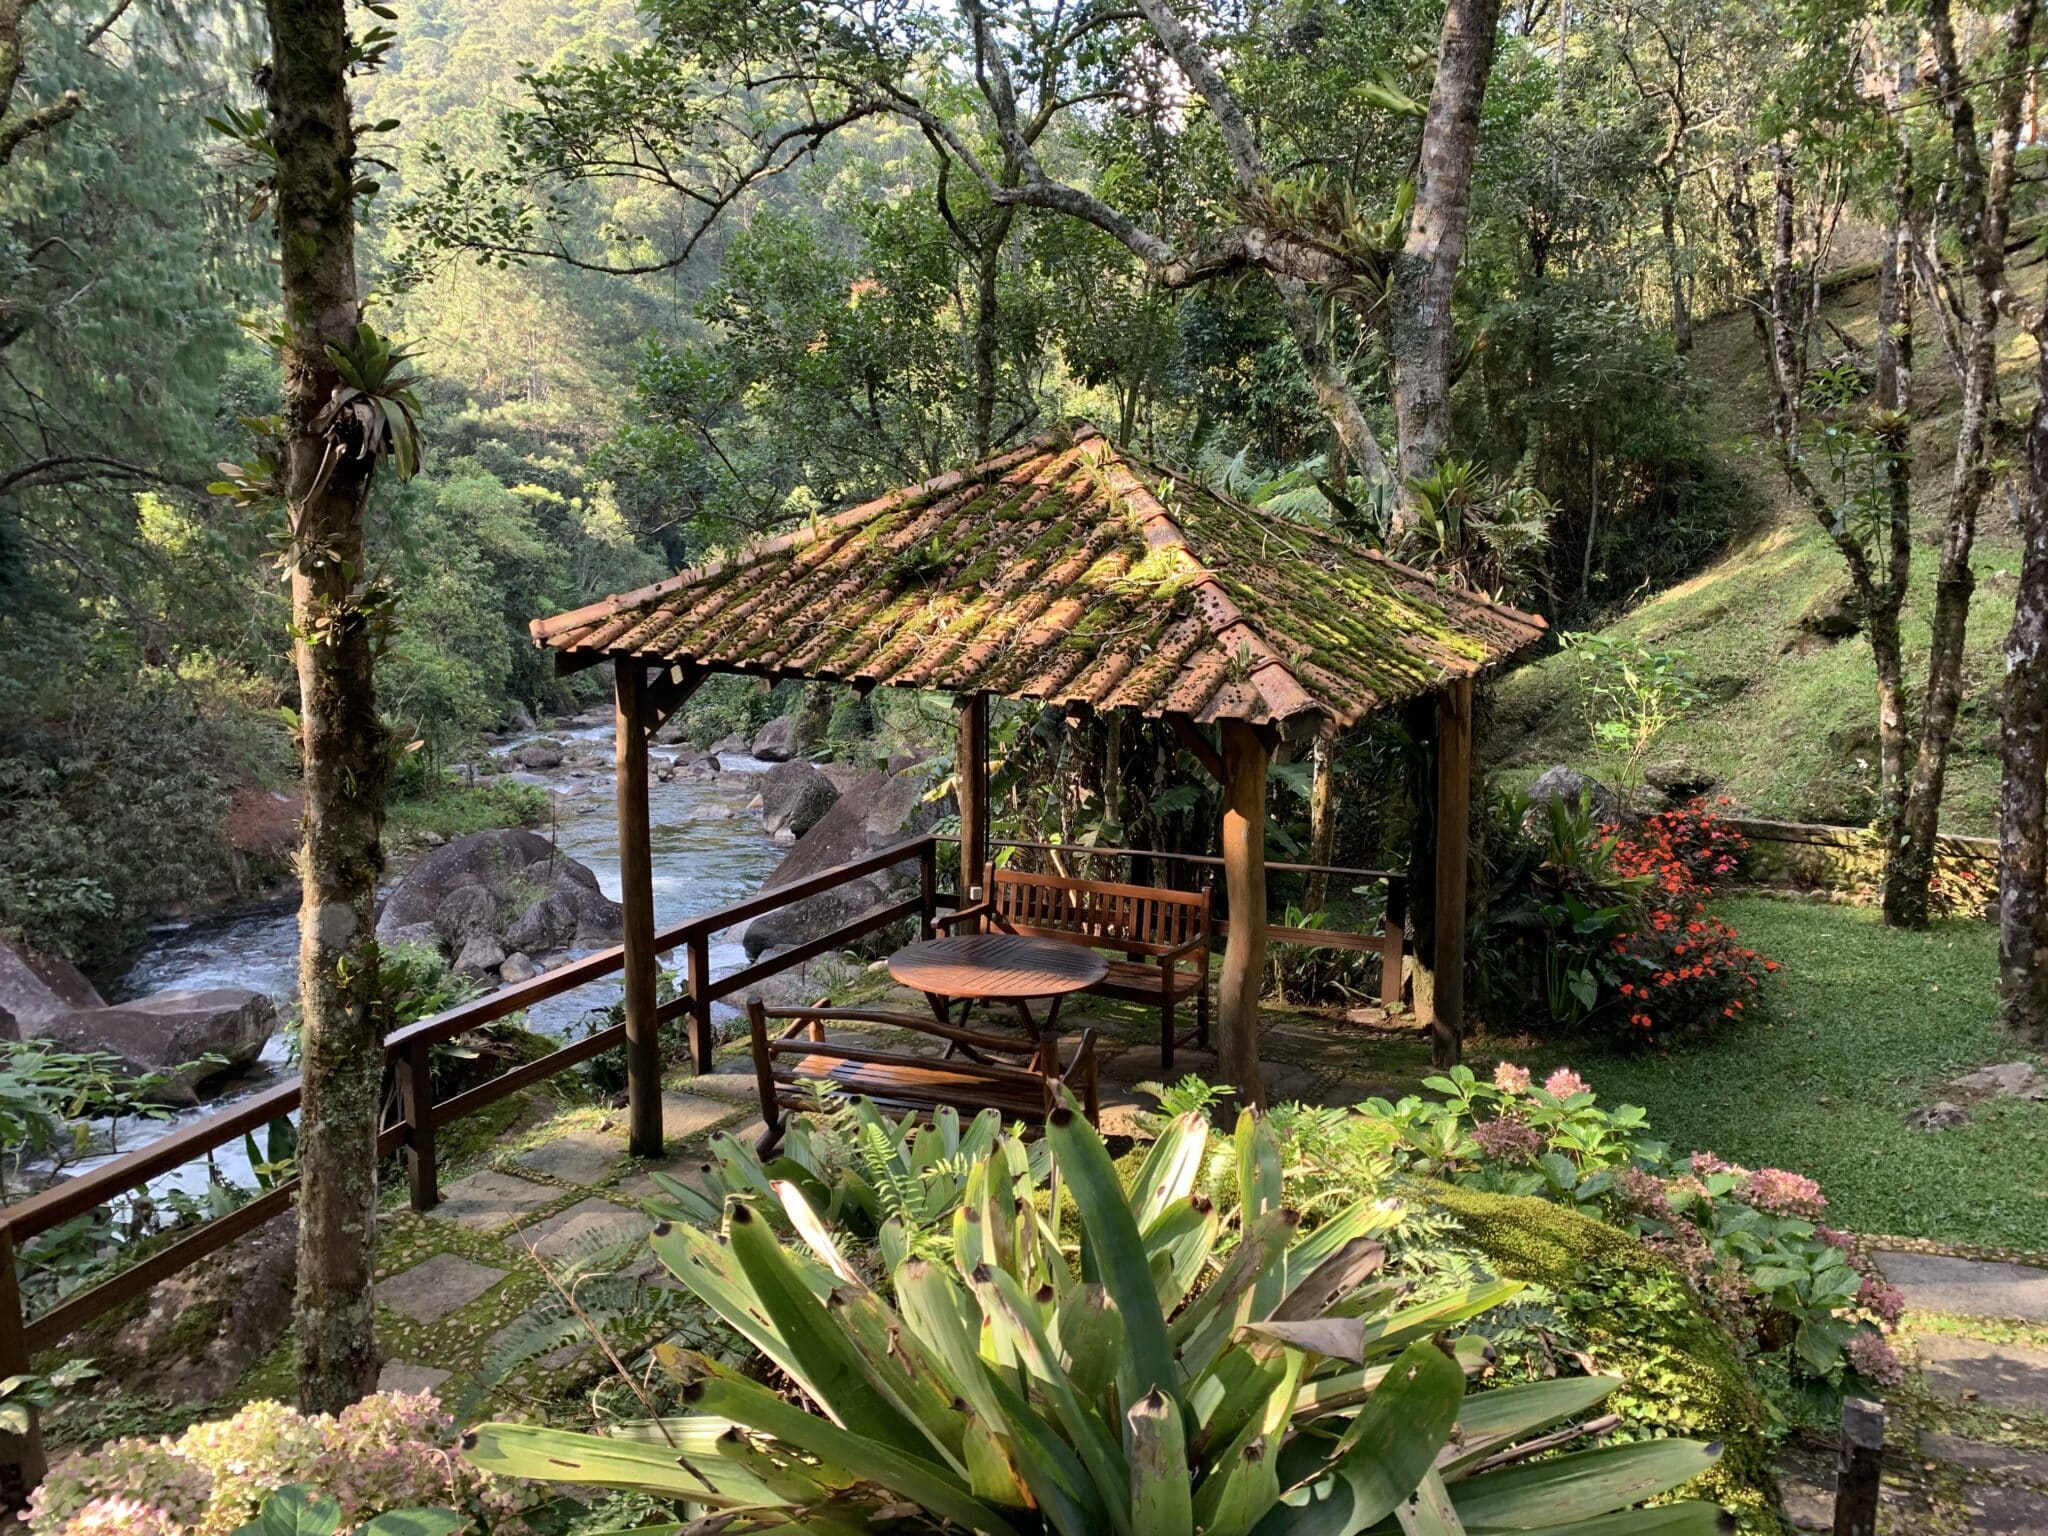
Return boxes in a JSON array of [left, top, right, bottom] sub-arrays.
[[473, 1102, 1729, 1534]]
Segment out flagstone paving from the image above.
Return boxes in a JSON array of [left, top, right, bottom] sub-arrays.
[[1778, 1249, 2048, 1532]]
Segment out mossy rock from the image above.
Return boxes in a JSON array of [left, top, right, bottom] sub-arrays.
[[1417, 1180, 1786, 1534]]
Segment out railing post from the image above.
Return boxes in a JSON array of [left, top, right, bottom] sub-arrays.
[[0, 1227, 46, 1513], [686, 934, 713, 1077], [1381, 875, 1408, 1010], [398, 1035, 438, 1213], [1833, 1398, 1883, 1536], [917, 838, 937, 938], [615, 658, 663, 1159]]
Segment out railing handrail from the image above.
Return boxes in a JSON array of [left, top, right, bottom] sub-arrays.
[[952, 835, 1404, 886], [0, 835, 942, 1246]]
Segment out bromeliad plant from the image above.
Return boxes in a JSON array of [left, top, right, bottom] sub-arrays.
[[469, 1100, 1728, 1534]]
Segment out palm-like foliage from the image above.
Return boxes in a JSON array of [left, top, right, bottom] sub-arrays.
[[315, 322, 425, 484], [469, 1102, 1728, 1534]]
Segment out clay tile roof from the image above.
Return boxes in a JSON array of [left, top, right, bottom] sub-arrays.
[[529, 426, 1547, 729]]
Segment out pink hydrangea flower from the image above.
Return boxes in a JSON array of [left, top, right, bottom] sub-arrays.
[[1858, 1275, 1906, 1329], [1542, 1067, 1588, 1099], [1471, 1117, 1544, 1164], [1846, 1330, 1904, 1386], [1492, 1062, 1531, 1096], [1745, 1167, 1826, 1219]]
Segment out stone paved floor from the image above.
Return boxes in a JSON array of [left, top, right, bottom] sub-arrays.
[[355, 986, 1424, 1410], [1773, 1251, 2048, 1534]]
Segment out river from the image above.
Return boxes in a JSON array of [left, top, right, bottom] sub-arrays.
[[88, 721, 785, 1196]]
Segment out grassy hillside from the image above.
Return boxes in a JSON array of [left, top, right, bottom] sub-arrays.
[[1493, 264, 2044, 834]]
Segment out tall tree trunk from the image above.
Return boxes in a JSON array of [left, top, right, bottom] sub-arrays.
[[1871, 166, 1915, 853], [1301, 727, 1338, 915], [1661, 181, 1691, 354], [1388, 0, 1503, 520], [2001, 369, 2048, 1041], [1889, 0, 2036, 927], [266, 0, 391, 1414]]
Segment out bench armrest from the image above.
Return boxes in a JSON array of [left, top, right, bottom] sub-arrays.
[[934, 901, 992, 933], [1160, 933, 1210, 963]]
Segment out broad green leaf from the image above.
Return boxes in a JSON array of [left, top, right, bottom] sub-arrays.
[[1128, 1388, 1193, 1536], [464, 1418, 784, 1505], [1048, 1101, 1176, 1402], [688, 1370, 1020, 1536], [1449, 1438, 1720, 1529], [354, 1512, 467, 1536], [1439, 1376, 1622, 1476]]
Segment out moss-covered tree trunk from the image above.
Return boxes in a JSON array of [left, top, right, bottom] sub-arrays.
[[2000, 291, 2048, 1044], [264, 0, 392, 1413]]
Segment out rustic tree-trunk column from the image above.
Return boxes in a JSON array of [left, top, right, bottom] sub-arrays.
[[2001, 317, 2048, 1043], [1219, 720, 1269, 1107], [957, 691, 991, 898], [615, 660, 662, 1157], [267, 0, 391, 1416], [1429, 680, 1474, 1067]]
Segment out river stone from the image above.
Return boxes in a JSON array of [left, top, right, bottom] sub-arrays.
[[377, 828, 622, 958], [752, 716, 803, 761], [1907, 1101, 1971, 1130], [1526, 766, 1621, 826], [42, 988, 275, 1105], [1879, 1252, 2048, 1321], [500, 952, 538, 984], [434, 885, 498, 947], [741, 762, 947, 960], [513, 741, 565, 770], [0, 938, 104, 1041], [709, 735, 747, 757], [455, 934, 507, 978], [760, 761, 839, 839]]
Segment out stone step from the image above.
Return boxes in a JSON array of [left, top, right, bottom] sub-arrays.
[[1880, 1252, 2048, 1322]]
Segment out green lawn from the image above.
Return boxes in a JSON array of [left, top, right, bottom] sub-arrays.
[[1519, 896, 2048, 1252]]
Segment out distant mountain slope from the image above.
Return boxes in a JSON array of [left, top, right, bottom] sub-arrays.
[[1491, 266, 2038, 835]]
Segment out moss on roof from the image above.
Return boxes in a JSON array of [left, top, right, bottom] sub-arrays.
[[531, 428, 1547, 728]]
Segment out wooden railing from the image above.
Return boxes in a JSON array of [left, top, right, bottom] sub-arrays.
[[0, 835, 940, 1505], [971, 838, 1409, 1009]]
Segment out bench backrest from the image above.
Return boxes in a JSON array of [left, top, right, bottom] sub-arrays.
[[982, 866, 1210, 955]]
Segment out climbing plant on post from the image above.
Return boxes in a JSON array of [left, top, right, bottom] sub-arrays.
[[219, 0, 417, 1413]]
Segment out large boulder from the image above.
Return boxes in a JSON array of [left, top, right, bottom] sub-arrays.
[[0, 939, 105, 1042], [512, 740, 565, 771], [742, 762, 947, 959], [41, 989, 276, 1106], [759, 761, 840, 840], [751, 715, 801, 762], [377, 828, 623, 960], [1526, 766, 1622, 827]]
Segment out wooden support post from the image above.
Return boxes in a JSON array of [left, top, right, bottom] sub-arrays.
[[917, 838, 938, 939], [1218, 719, 1269, 1108], [1430, 678, 1473, 1068], [0, 1227, 43, 1513], [957, 692, 990, 899], [686, 934, 713, 1077], [615, 658, 663, 1158], [399, 1035, 438, 1213], [1381, 876, 1408, 1011], [1833, 1398, 1884, 1536]]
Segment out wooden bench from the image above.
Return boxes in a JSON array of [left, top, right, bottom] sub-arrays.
[[938, 865, 1211, 1070], [743, 996, 1098, 1156]]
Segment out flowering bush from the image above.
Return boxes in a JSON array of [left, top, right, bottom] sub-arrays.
[[28, 1393, 533, 1536], [1607, 801, 1776, 1039], [1478, 790, 1778, 1041], [1358, 1062, 1901, 1395]]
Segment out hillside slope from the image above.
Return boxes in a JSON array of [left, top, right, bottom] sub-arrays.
[[1493, 265, 2041, 834]]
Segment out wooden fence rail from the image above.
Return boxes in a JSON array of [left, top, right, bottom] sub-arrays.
[[0, 835, 941, 1506]]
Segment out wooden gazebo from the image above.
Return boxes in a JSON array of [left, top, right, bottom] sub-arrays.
[[531, 426, 1544, 1146]]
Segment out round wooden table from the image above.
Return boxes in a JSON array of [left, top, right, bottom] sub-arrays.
[[888, 933, 1108, 1047]]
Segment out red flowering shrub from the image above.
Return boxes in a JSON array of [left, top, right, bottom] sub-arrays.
[[1605, 800, 1776, 1039]]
